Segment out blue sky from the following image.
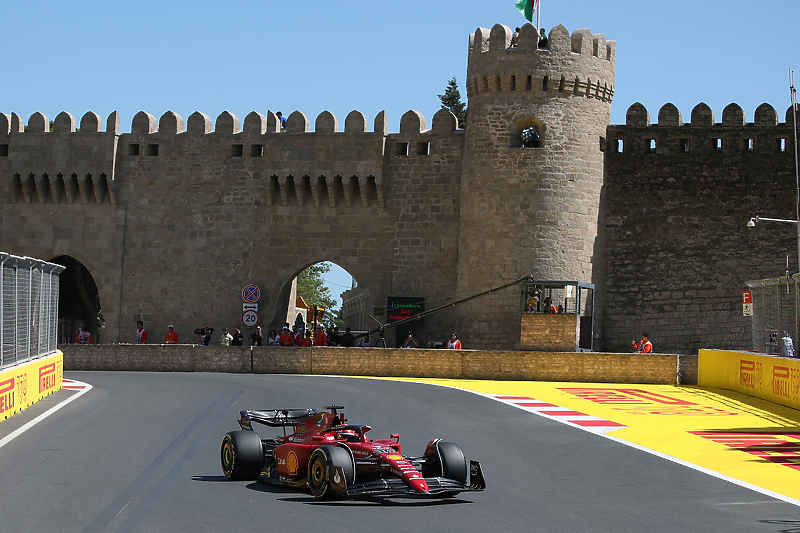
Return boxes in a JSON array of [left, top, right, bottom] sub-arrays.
[[4, 0, 798, 304]]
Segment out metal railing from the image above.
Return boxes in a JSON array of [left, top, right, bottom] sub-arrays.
[[745, 274, 800, 355], [0, 252, 65, 370]]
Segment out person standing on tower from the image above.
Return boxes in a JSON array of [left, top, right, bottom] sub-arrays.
[[538, 27, 548, 48], [276, 111, 287, 132]]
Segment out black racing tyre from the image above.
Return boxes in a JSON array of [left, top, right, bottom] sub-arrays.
[[221, 431, 264, 481], [307, 446, 355, 500], [437, 441, 467, 484], [436, 441, 467, 497]]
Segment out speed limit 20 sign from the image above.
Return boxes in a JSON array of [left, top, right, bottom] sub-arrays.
[[242, 310, 260, 327]]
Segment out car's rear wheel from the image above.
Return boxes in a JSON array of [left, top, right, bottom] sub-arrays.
[[307, 446, 355, 499], [221, 431, 263, 481]]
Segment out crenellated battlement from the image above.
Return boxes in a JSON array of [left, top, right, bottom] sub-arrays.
[[466, 23, 615, 102], [607, 102, 800, 156], [0, 108, 460, 137]]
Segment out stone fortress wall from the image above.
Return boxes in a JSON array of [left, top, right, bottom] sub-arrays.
[[0, 21, 795, 354], [603, 101, 799, 353]]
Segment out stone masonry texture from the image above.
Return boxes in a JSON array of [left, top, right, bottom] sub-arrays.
[[0, 21, 795, 356]]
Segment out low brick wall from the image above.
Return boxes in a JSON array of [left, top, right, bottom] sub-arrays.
[[61, 345, 693, 385]]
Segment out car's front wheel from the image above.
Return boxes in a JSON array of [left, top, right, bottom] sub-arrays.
[[307, 446, 355, 499]]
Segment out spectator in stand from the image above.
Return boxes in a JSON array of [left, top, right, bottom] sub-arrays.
[[165, 325, 179, 344], [359, 336, 370, 347], [313, 325, 327, 346], [278, 324, 294, 346], [447, 333, 462, 350], [632, 333, 652, 353], [268, 329, 280, 346], [76, 327, 93, 344], [136, 321, 148, 344], [341, 326, 355, 347], [231, 326, 244, 346], [221, 327, 233, 346], [327, 326, 340, 346], [297, 330, 313, 347], [293, 325, 304, 346], [509, 27, 520, 48], [250, 326, 264, 346]]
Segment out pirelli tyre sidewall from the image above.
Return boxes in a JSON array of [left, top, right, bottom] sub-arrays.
[[307, 446, 355, 499], [221, 431, 263, 481]]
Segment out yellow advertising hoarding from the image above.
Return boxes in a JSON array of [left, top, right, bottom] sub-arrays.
[[0, 352, 63, 421], [699, 349, 800, 410]]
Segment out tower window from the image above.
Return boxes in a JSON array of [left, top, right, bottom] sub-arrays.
[[646, 139, 656, 153], [776, 138, 787, 153], [251, 144, 264, 157], [231, 144, 244, 157], [416, 142, 430, 156], [742, 138, 754, 153], [129, 143, 140, 156], [146, 144, 159, 156], [396, 142, 409, 156], [612, 139, 623, 153], [711, 138, 722, 153], [521, 127, 541, 148], [679, 139, 689, 153]]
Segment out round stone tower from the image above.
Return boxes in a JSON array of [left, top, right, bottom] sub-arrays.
[[456, 23, 615, 350]]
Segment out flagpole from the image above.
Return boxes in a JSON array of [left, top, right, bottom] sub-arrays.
[[536, 0, 540, 32]]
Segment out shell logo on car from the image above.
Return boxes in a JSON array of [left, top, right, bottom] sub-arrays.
[[287, 451, 298, 475]]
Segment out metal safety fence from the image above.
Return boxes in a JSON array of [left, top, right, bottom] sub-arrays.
[[0, 252, 65, 370], [745, 274, 800, 355]]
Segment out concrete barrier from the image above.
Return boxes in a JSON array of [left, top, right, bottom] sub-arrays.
[[699, 349, 800, 409], [0, 352, 63, 421], [61, 345, 695, 385]]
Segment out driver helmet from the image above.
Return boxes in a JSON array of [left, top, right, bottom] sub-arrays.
[[338, 429, 358, 441]]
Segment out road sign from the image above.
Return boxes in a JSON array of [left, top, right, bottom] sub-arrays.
[[242, 284, 260, 303], [243, 303, 259, 312], [743, 291, 753, 316], [242, 310, 260, 328]]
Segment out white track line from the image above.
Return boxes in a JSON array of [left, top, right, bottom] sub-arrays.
[[0, 379, 92, 450]]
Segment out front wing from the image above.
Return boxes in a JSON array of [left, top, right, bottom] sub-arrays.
[[328, 460, 486, 497]]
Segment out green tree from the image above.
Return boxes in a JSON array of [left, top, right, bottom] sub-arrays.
[[438, 77, 467, 128], [296, 262, 342, 328]]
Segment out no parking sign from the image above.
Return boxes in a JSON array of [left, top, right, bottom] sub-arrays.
[[242, 284, 260, 303]]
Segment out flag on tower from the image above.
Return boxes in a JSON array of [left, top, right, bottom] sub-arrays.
[[515, 0, 538, 24]]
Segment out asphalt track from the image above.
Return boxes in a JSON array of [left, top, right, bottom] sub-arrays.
[[2, 372, 800, 533]]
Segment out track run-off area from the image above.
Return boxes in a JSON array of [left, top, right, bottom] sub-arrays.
[[2, 372, 800, 533]]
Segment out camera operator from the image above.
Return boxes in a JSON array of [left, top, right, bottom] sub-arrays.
[[195, 326, 213, 346], [403, 331, 419, 348]]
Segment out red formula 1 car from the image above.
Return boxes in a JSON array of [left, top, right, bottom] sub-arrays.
[[220, 405, 486, 499]]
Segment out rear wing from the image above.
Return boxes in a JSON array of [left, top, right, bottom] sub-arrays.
[[238, 408, 318, 430]]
